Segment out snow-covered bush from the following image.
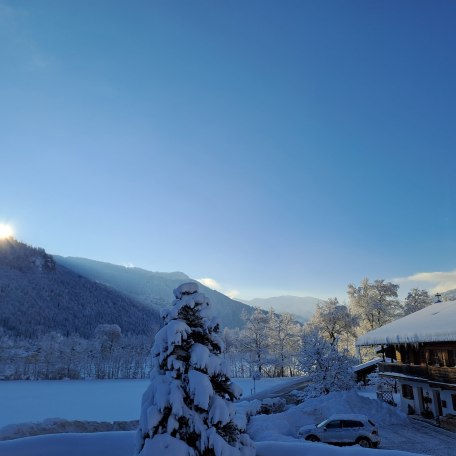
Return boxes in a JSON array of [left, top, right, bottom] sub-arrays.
[[259, 397, 286, 415], [136, 282, 255, 456], [234, 400, 262, 431], [366, 369, 397, 391]]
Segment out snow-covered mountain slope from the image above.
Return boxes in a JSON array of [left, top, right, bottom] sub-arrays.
[[54, 256, 256, 329], [0, 239, 160, 339], [242, 296, 324, 321]]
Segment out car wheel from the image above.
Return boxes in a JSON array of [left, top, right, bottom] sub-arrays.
[[356, 437, 371, 448], [306, 435, 320, 442]]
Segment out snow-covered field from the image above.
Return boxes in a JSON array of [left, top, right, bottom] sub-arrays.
[[0, 377, 290, 428], [1, 378, 455, 456]]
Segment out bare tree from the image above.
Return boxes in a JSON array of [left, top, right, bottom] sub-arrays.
[[348, 278, 400, 332], [268, 310, 301, 377], [240, 307, 270, 375], [309, 298, 358, 347]]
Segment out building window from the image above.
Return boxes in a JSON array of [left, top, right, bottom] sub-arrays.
[[402, 384, 414, 400]]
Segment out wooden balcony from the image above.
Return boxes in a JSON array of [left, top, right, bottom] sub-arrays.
[[379, 362, 456, 384]]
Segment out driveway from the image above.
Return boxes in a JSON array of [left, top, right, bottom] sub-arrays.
[[243, 377, 310, 402], [379, 417, 456, 456]]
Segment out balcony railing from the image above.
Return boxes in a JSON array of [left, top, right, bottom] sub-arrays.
[[379, 363, 456, 384]]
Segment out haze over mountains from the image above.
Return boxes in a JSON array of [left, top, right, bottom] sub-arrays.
[[53, 256, 256, 329], [241, 296, 324, 322]]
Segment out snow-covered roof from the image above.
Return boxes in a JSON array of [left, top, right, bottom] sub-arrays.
[[356, 300, 456, 346], [352, 357, 383, 372]]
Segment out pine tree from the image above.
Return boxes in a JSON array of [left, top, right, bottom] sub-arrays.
[[136, 282, 255, 456]]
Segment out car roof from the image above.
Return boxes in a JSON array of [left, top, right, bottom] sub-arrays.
[[326, 414, 370, 421]]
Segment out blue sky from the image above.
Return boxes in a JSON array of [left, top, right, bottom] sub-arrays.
[[1, 1, 455, 301]]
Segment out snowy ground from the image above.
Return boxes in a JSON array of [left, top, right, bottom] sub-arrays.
[[0, 379, 149, 428], [0, 377, 288, 428], [1, 379, 456, 456]]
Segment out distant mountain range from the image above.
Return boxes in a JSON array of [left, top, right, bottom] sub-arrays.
[[53, 256, 256, 329], [0, 239, 160, 339], [241, 295, 324, 322]]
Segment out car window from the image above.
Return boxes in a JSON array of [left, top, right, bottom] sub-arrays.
[[325, 420, 341, 429], [342, 420, 363, 428]]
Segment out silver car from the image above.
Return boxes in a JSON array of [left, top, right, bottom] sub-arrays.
[[298, 413, 380, 448]]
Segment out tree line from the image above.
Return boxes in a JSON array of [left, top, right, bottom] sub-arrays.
[[222, 280, 437, 379], [0, 324, 152, 380]]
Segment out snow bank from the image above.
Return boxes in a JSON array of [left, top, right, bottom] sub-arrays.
[[142, 433, 195, 456], [0, 430, 425, 456], [248, 390, 408, 442], [256, 441, 423, 456]]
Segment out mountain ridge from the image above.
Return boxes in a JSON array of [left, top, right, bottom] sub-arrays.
[[241, 295, 324, 321], [53, 255, 256, 329]]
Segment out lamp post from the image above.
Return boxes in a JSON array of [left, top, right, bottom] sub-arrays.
[[252, 372, 261, 395]]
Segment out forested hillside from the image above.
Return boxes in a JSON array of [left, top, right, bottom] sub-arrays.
[[0, 239, 161, 380], [0, 265, 160, 339], [0, 240, 160, 338]]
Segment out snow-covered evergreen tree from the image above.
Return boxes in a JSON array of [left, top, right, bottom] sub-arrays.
[[136, 282, 255, 456]]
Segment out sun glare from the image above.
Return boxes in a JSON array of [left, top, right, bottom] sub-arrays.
[[0, 224, 14, 239]]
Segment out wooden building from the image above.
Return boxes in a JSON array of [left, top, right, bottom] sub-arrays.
[[356, 300, 456, 419], [353, 357, 383, 385]]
